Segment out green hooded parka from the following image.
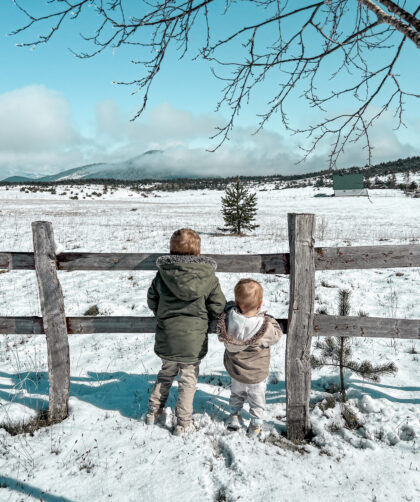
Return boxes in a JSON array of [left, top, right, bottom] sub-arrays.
[[147, 255, 226, 363]]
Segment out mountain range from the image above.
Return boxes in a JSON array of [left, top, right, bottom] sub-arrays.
[[2, 151, 420, 183], [2, 150, 203, 182]]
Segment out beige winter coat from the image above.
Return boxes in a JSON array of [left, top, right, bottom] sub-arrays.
[[217, 307, 283, 384]]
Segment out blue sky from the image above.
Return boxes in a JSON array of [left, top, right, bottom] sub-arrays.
[[0, 0, 419, 178]]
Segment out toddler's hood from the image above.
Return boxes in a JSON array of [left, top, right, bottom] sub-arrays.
[[226, 308, 264, 342]]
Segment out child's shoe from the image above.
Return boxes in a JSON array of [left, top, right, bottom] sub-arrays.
[[173, 422, 195, 436], [145, 407, 164, 425], [247, 422, 262, 438], [225, 413, 242, 431]]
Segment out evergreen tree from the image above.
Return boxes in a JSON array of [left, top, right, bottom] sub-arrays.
[[404, 171, 410, 192], [386, 173, 397, 188], [374, 176, 382, 187], [220, 177, 259, 235], [311, 289, 397, 402]]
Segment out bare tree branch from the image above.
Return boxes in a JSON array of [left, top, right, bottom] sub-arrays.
[[358, 0, 420, 46], [9, 0, 420, 169], [378, 0, 420, 30]]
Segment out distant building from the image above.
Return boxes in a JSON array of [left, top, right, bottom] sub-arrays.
[[333, 173, 368, 197]]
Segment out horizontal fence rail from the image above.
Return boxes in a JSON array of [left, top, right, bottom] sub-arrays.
[[1, 315, 419, 339], [0, 252, 290, 274], [1, 244, 419, 273], [314, 244, 420, 270], [0, 316, 287, 335], [313, 315, 420, 339]]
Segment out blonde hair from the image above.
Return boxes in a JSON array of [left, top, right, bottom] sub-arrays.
[[170, 228, 201, 255], [234, 279, 263, 312]]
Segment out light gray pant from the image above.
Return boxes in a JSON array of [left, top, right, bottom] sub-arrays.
[[149, 359, 200, 426], [230, 378, 266, 425]]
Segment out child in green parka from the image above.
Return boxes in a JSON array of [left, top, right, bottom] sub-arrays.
[[146, 228, 226, 435]]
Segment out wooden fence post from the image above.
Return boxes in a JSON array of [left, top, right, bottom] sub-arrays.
[[32, 221, 70, 422], [286, 213, 315, 441]]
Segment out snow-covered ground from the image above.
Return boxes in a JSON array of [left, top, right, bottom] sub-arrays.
[[0, 184, 419, 502]]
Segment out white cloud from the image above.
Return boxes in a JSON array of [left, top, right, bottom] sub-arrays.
[[0, 86, 87, 178], [95, 101, 219, 147], [326, 115, 420, 170], [0, 85, 80, 151], [1, 88, 418, 180], [93, 102, 311, 176], [93, 102, 420, 176]]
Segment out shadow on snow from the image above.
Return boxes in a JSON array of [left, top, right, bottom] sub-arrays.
[[0, 370, 285, 423], [0, 475, 73, 502], [0, 370, 417, 426]]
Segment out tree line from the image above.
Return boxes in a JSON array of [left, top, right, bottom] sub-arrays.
[[2, 156, 419, 191]]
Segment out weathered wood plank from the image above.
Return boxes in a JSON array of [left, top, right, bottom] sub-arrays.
[[315, 244, 420, 270], [0, 314, 420, 340], [286, 213, 315, 442], [313, 315, 420, 339], [0, 316, 289, 335], [1, 251, 289, 274], [57, 253, 161, 271], [66, 316, 158, 334], [2, 315, 418, 338], [0, 252, 35, 270], [209, 254, 290, 274], [2, 245, 420, 272], [0, 317, 44, 334], [57, 252, 290, 273], [32, 221, 70, 422]]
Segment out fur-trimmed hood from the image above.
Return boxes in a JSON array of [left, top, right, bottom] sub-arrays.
[[156, 254, 217, 270], [156, 254, 218, 301], [217, 306, 283, 354], [217, 308, 268, 352]]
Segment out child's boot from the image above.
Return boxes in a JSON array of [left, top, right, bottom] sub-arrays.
[[225, 413, 242, 431], [247, 421, 262, 438], [173, 421, 195, 436], [145, 407, 164, 425]]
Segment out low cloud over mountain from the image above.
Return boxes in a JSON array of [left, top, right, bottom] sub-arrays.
[[1, 86, 419, 180]]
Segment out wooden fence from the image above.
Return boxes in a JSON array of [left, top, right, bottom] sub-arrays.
[[1, 215, 419, 440]]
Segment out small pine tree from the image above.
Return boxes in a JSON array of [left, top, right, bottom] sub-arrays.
[[219, 177, 259, 235], [404, 171, 410, 191], [386, 173, 397, 189], [311, 289, 397, 402]]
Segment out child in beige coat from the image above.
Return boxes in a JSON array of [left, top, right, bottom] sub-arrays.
[[217, 279, 282, 436]]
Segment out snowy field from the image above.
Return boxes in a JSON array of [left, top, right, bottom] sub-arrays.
[[0, 184, 419, 502]]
